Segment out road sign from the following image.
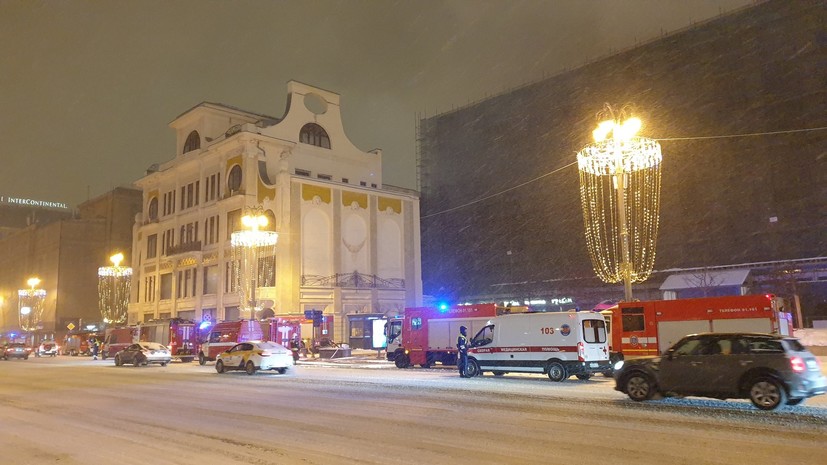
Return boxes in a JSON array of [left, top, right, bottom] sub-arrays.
[[67, 322, 76, 331]]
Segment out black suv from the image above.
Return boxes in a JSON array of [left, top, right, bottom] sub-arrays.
[[614, 332, 827, 410]]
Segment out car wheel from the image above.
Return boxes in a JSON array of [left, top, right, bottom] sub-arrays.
[[114, 355, 122, 367], [160, 362, 167, 367], [547, 361, 567, 382], [245, 361, 256, 375], [277, 368, 287, 374], [199, 353, 206, 366], [465, 359, 481, 377], [215, 360, 225, 373], [625, 372, 655, 401], [749, 377, 787, 410], [24, 355, 29, 360], [575, 373, 592, 381], [133, 355, 143, 367], [394, 353, 410, 369]]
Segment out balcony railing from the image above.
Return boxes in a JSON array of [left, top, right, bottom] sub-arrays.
[[302, 272, 405, 290], [165, 240, 202, 256]]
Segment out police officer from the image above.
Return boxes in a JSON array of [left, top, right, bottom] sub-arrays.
[[457, 325, 469, 377]]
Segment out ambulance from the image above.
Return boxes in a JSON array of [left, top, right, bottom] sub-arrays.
[[467, 311, 610, 381]]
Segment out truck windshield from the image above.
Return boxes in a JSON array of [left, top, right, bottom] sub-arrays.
[[385, 320, 402, 343], [582, 319, 607, 343]]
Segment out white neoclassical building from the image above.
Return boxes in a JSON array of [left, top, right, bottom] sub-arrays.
[[128, 81, 422, 347]]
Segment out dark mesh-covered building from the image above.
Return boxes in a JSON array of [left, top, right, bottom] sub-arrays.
[[418, 0, 826, 319]]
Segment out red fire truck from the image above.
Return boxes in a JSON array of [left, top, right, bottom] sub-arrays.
[[260, 318, 302, 346], [389, 304, 525, 369], [101, 326, 138, 359], [138, 318, 198, 363], [602, 294, 794, 365], [198, 320, 263, 365]]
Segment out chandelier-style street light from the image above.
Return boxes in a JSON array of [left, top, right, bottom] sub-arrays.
[[18, 277, 46, 332], [577, 104, 663, 301], [98, 252, 132, 324], [231, 207, 278, 320]]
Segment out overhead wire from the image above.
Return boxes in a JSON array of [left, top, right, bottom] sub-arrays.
[[420, 125, 827, 220]]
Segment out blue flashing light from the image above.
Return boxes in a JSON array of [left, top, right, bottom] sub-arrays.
[[438, 303, 449, 312], [9, 332, 16, 338], [199, 321, 212, 330]]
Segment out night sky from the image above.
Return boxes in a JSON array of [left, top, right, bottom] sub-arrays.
[[1, 0, 752, 207]]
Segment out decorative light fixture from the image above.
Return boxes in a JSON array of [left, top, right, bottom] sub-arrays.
[[576, 104, 662, 301], [231, 207, 278, 319], [18, 277, 46, 332], [98, 253, 132, 324]]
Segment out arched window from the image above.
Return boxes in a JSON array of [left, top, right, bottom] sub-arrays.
[[227, 165, 242, 193], [299, 123, 331, 149], [183, 131, 200, 153], [147, 197, 158, 221], [264, 209, 277, 231]]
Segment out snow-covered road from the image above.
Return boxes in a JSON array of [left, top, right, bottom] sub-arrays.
[[1, 357, 825, 464]]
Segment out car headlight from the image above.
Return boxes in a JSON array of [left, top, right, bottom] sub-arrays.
[[613, 360, 624, 371]]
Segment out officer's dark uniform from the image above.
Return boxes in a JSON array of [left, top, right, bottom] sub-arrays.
[[457, 325, 469, 377]]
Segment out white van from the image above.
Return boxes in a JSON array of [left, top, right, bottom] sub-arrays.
[[467, 311, 610, 381]]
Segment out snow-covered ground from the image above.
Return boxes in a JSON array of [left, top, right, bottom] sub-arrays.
[[0, 356, 825, 464]]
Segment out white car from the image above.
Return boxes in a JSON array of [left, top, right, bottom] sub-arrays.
[[215, 341, 294, 375]]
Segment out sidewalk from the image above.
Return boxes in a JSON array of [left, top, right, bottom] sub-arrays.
[[295, 349, 396, 369]]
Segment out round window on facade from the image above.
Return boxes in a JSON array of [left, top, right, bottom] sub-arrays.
[[228, 165, 242, 192], [148, 197, 158, 221]]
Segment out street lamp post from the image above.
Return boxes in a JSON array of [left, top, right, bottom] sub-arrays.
[[231, 207, 278, 320], [577, 105, 663, 301], [18, 277, 46, 344], [98, 252, 132, 325]]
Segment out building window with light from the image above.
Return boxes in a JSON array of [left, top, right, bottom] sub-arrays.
[[184, 130, 200, 153], [299, 123, 331, 149]]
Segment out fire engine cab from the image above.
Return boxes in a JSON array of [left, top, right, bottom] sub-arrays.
[[198, 320, 263, 365], [389, 303, 524, 369]]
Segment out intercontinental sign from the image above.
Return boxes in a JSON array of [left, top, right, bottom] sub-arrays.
[[0, 195, 70, 210]]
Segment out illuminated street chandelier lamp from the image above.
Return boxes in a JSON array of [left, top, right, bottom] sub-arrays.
[[231, 207, 278, 320], [98, 253, 132, 325], [18, 277, 46, 331], [576, 104, 663, 301]]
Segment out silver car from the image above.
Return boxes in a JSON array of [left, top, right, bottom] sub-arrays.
[[614, 332, 827, 410], [114, 342, 172, 367]]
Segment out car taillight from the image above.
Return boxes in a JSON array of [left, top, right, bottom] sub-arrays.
[[790, 356, 806, 373], [577, 342, 585, 362], [258, 350, 270, 357]]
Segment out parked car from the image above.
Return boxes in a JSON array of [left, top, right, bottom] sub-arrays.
[[38, 340, 59, 357], [113, 342, 172, 367], [215, 341, 294, 375], [3, 343, 31, 360], [614, 332, 827, 410]]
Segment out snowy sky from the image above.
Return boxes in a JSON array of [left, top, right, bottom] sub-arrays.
[[0, 0, 753, 207]]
